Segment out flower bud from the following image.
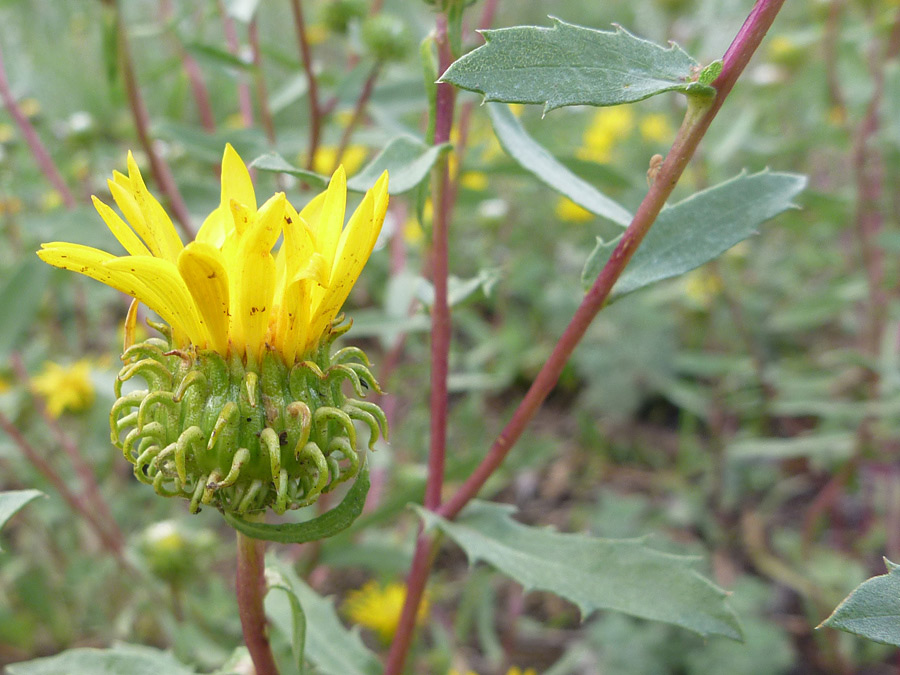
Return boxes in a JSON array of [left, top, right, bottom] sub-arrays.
[[111, 317, 387, 516], [361, 14, 412, 63]]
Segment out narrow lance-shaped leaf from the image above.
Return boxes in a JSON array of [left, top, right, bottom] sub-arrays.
[[6, 644, 197, 675], [251, 135, 450, 195], [582, 170, 807, 296], [266, 557, 383, 675], [488, 103, 632, 227], [0, 490, 45, 551], [441, 18, 713, 112], [224, 460, 370, 544], [820, 558, 900, 646], [416, 501, 742, 639]]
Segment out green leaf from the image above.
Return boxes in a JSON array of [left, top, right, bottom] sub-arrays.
[[251, 136, 450, 195], [415, 501, 742, 639], [0, 258, 51, 360], [183, 42, 253, 71], [347, 136, 451, 194], [6, 644, 196, 675], [0, 490, 44, 550], [440, 18, 712, 112], [581, 170, 807, 295], [266, 568, 307, 672], [266, 558, 382, 675], [487, 104, 632, 227], [250, 153, 329, 188], [821, 558, 900, 645], [224, 461, 370, 543]]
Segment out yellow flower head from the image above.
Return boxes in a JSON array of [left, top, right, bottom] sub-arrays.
[[38, 144, 389, 365], [577, 106, 635, 164], [311, 145, 369, 176], [344, 580, 429, 643], [639, 113, 674, 144], [555, 196, 594, 223], [31, 359, 96, 417]]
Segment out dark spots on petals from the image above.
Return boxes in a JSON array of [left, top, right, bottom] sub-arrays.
[[285, 216, 293, 224]]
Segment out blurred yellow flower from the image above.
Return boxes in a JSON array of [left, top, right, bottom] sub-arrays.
[[41, 190, 63, 212], [311, 145, 368, 176], [0, 197, 23, 216], [344, 580, 429, 643], [460, 171, 489, 191], [305, 22, 329, 46], [683, 268, 723, 308], [38, 144, 388, 364], [639, 113, 674, 144], [0, 123, 13, 143], [31, 359, 95, 417], [0, 375, 10, 394], [555, 196, 594, 223], [19, 98, 41, 118], [577, 106, 634, 164]]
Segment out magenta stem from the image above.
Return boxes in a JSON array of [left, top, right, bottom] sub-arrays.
[[117, 11, 195, 238], [0, 41, 77, 209], [290, 0, 322, 171], [217, 0, 254, 127], [385, 3, 787, 672], [236, 527, 280, 675]]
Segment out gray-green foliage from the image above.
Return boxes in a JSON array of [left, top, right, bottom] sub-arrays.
[[581, 171, 807, 295], [251, 136, 450, 194], [487, 103, 632, 226], [441, 18, 713, 111], [0, 490, 44, 551], [822, 558, 900, 646], [5, 644, 196, 675], [265, 557, 382, 675], [415, 501, 742, 639]]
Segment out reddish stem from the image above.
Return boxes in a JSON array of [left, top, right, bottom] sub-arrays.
[[0, 410, 126, 561], [290, 0, 322, 171], [440, 0, 786, 522], [236, 527, 279, 675], [217, 0, 254, 127], [11, 353, 124, 550], [117, 10, 195, 238], [385, 3, 787, 672], [332, 65, 381, 173], [161, 0, 216, 134], [249, 19, 277, 145], [425, 13, 456, 512], [0, 42, 77, 208]]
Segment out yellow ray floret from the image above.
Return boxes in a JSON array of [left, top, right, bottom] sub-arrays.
[[37, 144, 389, 363]]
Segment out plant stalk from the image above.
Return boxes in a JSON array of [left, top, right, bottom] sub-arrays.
[[385, 3, 787, 672], [236, 525, 279, 675], [290, 0, 322, 172]]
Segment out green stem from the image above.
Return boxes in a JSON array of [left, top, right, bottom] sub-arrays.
[[236, 522, 279, 675]]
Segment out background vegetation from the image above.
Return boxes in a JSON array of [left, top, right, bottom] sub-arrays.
[[1, 0, 898, 673]]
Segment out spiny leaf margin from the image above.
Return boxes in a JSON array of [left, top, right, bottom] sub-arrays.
[[440, 18, 713, 113]]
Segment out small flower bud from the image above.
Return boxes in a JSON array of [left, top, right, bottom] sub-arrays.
[[361, 14, 412, 63]]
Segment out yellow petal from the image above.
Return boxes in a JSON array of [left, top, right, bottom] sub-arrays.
[[221, 143, 257, 214], [229, 198, 253, 237], [310, 172, 388, 340], [177, 242, 231, 354], [235, 194, 285, 356], [315, 166, 347, 273], [126, 152, 184, 262], [92, 196, 151, 257], [38, 243, 203, 347], [103, 256, 209, 347], [197, 205, 229, 248], [275, 278, 311, 364], [108, 179, 158, 256]]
